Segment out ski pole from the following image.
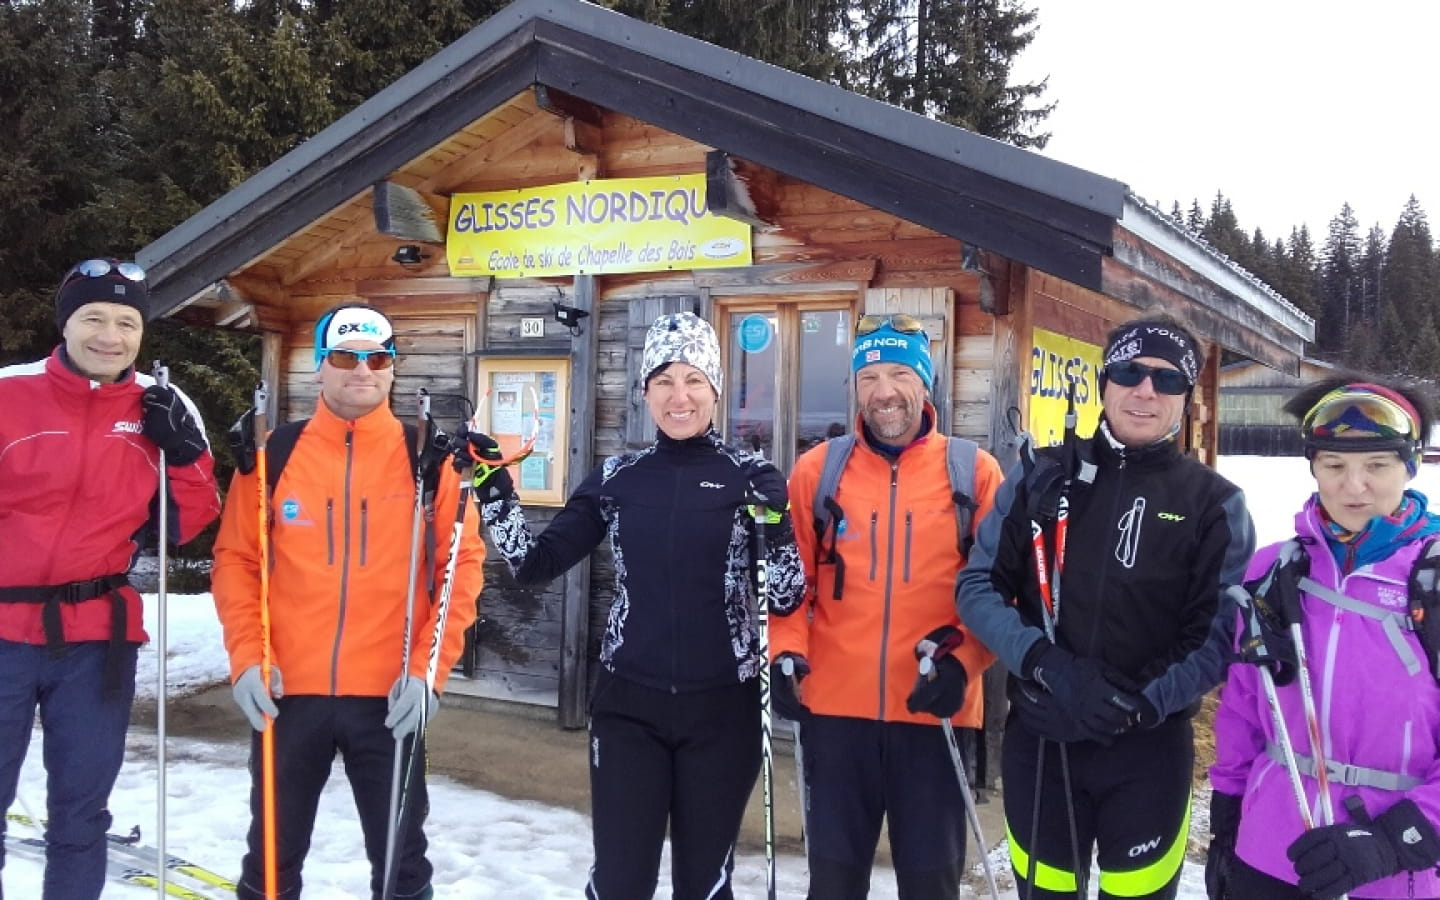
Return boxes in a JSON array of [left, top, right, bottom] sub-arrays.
[[779, 655, 808, 859], [382, 390, 432, 900], [253, 384, 279, 900], [915, 644, 1000, 900], [151, 361, 170, 900], [750, 485, 777, 900], [384, 408, 478, 900], [1226, 582, 1314, 830]]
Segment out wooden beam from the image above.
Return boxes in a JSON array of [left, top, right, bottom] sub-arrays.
[[563, 116, 603, 156], [354, 276, 493, 297], [533, 84, 605, 126], [558, 274, 598, 729], [692, 259, 877, 292], [429, 111, 559, 192], [213, 300, 254, 328]]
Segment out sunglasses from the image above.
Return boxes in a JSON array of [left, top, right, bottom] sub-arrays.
[[64, 259, 146, 284], [1302, 386, 1418, 445], [856, 314, 926, 337], [1104, 360, 1190, 395], [323, 347, 397, 371]]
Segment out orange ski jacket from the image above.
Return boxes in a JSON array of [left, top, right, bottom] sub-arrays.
[[772, 409, 1002, 726], [212, 399, 484, 697]]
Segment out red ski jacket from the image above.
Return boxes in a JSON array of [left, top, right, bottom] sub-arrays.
[[0, 348, 220, 645]]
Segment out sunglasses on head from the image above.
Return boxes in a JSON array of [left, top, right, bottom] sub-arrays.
[[323, 347, 396, 371], [1104, 360, 1190, 395], [64, 259, 146, 284], [856, 314, 926, 337]]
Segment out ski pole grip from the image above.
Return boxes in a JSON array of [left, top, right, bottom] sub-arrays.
[[152, 360, 169, 389], [781, 656, 796, 678]]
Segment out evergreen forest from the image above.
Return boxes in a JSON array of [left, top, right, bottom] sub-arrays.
[[2, 0, 1435, 490]]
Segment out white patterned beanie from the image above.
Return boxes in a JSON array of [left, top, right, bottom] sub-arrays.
[[642, 312, 723, 395]]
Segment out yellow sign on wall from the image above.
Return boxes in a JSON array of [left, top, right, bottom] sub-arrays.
[[1028, 328, 1103, 446], [447, 174, 752, 278]]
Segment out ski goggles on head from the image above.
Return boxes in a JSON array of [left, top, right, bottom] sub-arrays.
[[856, 314, 926, 337], [1103, 360, 1190, 395], [321, 347, 397, 371], [1301, 384, 1421, 454], [63, 259, 146, 284]]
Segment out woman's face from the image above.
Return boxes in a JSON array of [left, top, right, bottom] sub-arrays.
[[1312, 450, 1412, 532], [645, 362, 716, 440]]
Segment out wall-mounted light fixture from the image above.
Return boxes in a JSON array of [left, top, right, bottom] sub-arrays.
[[392, 244, 427, 267], [553, 300, 590, 336]]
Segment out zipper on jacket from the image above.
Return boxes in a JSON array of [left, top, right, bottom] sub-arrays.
[[330, 428, 356, 695], [869, 511, 879, 580], [877, 459, 900, 718], [904, 511, 913, 582], [1085, 462, 1128, 656], [325, 500, 335, 565], [360, 498, 369, 566], [668, 464, 681, 693]]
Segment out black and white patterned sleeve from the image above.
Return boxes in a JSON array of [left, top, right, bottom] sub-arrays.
[[481, 466, 609, 585]]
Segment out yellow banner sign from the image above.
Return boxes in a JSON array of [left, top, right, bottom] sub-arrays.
[[446, 174, 752, 278], [1029, 328, 1103, 446]]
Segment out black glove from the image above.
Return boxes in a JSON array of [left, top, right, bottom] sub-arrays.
[[1287, 799, 1440, 900], [771, 653, 811, 722], [1010, 679, 1090, 742], [453, 425, 516, 503], [906, 626, 969, 718], [417, 420, 451, 497], [1027, 643, 1142, 742], [142, 384, 206, 465], [1205, 791, 1242, 899], [1233, 584, 1298, 687], [748, 461, 794, 545], [228, 409, 257, 475]]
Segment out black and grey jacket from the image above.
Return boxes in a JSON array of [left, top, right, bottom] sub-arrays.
[[956, 422, 1256, 721], [483, 428, 805, 692]]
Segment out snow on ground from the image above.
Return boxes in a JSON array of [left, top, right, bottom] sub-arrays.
[[5, 457, 1436, 897]]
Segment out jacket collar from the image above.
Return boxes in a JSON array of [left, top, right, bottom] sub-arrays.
[[48, 346, 136, 393], [309, 395, 402, 443]]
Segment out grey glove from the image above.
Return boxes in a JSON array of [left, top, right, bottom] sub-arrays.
[[385, 675, 440, 739], [232, 664, 283, 731]]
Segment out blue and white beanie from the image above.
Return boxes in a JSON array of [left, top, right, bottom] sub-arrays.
[[313, 303, 396, 369], [852, 324, 934, 389], [642, 312, 723, 395]]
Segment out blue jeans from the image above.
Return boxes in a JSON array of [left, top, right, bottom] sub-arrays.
[[0, 640, 138, 900]]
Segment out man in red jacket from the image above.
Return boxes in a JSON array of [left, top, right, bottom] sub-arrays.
[[0, 258, 220, 899]]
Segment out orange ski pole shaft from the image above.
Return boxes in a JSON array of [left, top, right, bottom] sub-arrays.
[[253, 384, 279, 900]]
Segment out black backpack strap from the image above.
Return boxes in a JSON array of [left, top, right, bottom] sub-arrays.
[[1408, 538, 1440, 686], [812, 435, 855, 600], [265, 420, 309, 497]]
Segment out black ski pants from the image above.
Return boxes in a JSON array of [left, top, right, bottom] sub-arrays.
[[1002, 714, 1192, 899], [584, 672, 761, 900], [236, 695, 431, 900], [801, 714, 968, 899]]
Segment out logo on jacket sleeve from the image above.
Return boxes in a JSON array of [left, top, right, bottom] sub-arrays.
[[113, 419, 144, 434]]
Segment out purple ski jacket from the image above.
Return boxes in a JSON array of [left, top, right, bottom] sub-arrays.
[[1211, 497, 1440, 897]]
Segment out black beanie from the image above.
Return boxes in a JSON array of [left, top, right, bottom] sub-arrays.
[[1100, 319, 1201, 390], [55, 260, 150, 332]]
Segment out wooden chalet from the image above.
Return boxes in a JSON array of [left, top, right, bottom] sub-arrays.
[[138, 0, 1315, 729]]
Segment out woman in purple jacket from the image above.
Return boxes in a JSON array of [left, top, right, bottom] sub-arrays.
[[1209, 377, 1440, 899]]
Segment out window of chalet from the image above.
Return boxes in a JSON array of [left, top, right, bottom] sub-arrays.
[[718, 301, 854, 473]]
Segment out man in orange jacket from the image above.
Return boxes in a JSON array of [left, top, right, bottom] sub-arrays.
[[771, 314, 1002, 899], [212, 302, 483, 900]]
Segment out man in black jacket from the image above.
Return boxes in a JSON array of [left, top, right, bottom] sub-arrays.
[[956, 312, 1256, 899]]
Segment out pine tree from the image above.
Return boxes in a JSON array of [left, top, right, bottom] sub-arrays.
[[1317, 203, 1361, 357], [1380, 197, 1438, 375], [844, 0, 1053, 147], [644, 0, 851, 83]]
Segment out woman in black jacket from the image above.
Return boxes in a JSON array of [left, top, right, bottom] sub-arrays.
[[459, 311, 804, 899]]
